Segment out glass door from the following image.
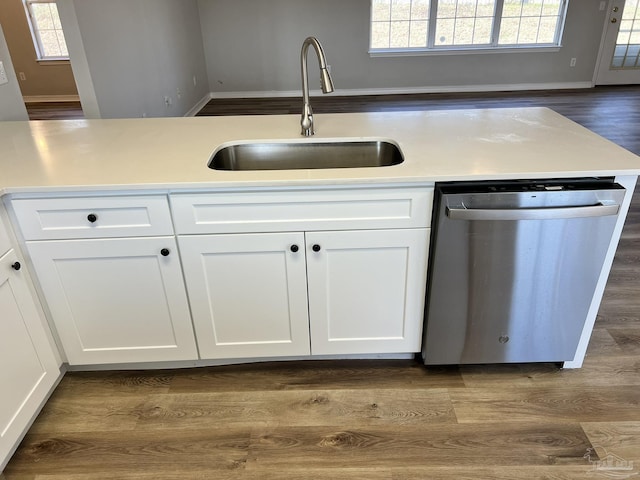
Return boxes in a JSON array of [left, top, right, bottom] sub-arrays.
[[596, 0, 640, 84]]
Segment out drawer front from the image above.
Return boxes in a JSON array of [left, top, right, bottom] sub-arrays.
[[12, 195, 174, 240], [170, 187, 434, 234]]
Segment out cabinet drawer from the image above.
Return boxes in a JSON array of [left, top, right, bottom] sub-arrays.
[[12, 195, 173, 240], [170, 187, 433, 234]]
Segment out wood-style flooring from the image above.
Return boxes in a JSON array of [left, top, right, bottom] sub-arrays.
[[4, 87, 640, 479], [25, 102, 84, 121]]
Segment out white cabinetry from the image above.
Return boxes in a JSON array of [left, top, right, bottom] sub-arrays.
[[306, 229, 427, 355], [12, 195, 198, 365], [12, 195, 173, 240], [0, 216, 10, 256], [0, 212, 60, 471], [178, 232, 311, 359], [9, 187, 433, 366], [172, 187, 432, 359]]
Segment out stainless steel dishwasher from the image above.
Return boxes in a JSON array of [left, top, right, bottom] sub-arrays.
[[422, 179, 625, 365]]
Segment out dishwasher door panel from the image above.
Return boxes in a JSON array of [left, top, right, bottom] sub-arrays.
[[423, 184, 624, 365]]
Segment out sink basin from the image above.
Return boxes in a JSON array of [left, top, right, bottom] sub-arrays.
[[208, 140, 404, 171]]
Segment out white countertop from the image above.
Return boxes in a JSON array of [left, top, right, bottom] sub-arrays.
[[2, 107, 640, 194]]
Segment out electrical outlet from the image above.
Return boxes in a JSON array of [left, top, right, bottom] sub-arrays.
[[0, 61, 8, 85], [19, 72, 26, 81], [164, 96, 172, 107], [176, 88, 182, 99], [570, 57, 577, 67]]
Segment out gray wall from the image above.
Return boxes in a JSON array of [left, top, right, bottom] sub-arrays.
[[69, 0, 209, 118], [0, 25, 28, 121], [198, 0, 606, 94]]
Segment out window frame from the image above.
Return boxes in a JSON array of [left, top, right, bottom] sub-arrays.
[[23, 0, 70, 62], [369, 0, 570, 56]]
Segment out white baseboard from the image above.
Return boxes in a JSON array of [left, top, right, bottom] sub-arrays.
[[208, 82, 595, 99], [66, 353, 416, 371], [184, 92, 213, 117], [23, 94, 81, 103]]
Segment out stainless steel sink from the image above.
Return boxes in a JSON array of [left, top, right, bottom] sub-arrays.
[[208, 140, 404, 171]]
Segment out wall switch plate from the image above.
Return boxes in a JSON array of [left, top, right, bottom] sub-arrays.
[[0, 61, 9, 85], [600, 1, 607, 11], [570, 57, 577, 67]]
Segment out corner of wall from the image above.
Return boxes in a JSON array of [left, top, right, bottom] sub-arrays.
[[184, 92, 212, 117], [56, 0, 101, 119], [0, 25, 29, 121]]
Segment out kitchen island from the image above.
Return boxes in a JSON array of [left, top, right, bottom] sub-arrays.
[[1, 107, 640, 470]]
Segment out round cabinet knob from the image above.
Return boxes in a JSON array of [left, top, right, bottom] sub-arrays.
[[312, 244, 321, 252], [611, 17, 618, 23], [11, 261, 21, 271], [87, 213, 98, 223], [160, 248, 170, 257], [290, 245, 299, 253]]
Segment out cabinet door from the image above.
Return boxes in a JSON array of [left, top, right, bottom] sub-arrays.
[[1, 250, 61, 471], [0, 218, 11, 257], [306, 229, 429, 355], [178, 233, 311, 359], [26, 237, 198, 365]]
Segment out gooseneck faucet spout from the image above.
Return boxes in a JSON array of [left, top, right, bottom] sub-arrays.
[[300, 36, 334, 136]]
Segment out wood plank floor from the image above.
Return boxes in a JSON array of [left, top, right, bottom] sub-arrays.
[[4, 87, 640, 479], [25, 102, 84, 121]]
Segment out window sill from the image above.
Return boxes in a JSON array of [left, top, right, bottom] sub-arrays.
[[369, 45, 562, 57], [36, 59, 71, 65]]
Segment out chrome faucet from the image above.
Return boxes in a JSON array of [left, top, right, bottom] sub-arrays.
[[300, 36, 334, 136]]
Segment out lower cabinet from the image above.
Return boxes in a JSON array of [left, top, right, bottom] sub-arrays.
[[0, 249, 61, 471], [26, 237, 198, 365], [179, 228, 428, 359], [178, 232, 311, 359], [11, 189, 432, 366], [306, 229, 428, 355]]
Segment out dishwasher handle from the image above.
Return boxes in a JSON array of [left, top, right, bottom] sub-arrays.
[[446, 202, 620, 221]]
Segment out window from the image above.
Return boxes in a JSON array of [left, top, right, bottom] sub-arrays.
[[370, 0, 568, 53], [23, 0, 69, 60]]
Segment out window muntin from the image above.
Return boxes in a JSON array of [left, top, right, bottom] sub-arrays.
[[24, 0, 69, 60], [498, 0, 565, 45], [371, 0, 431, 49], [435, 0, 496, 46], [370, 0, 568, 52]]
